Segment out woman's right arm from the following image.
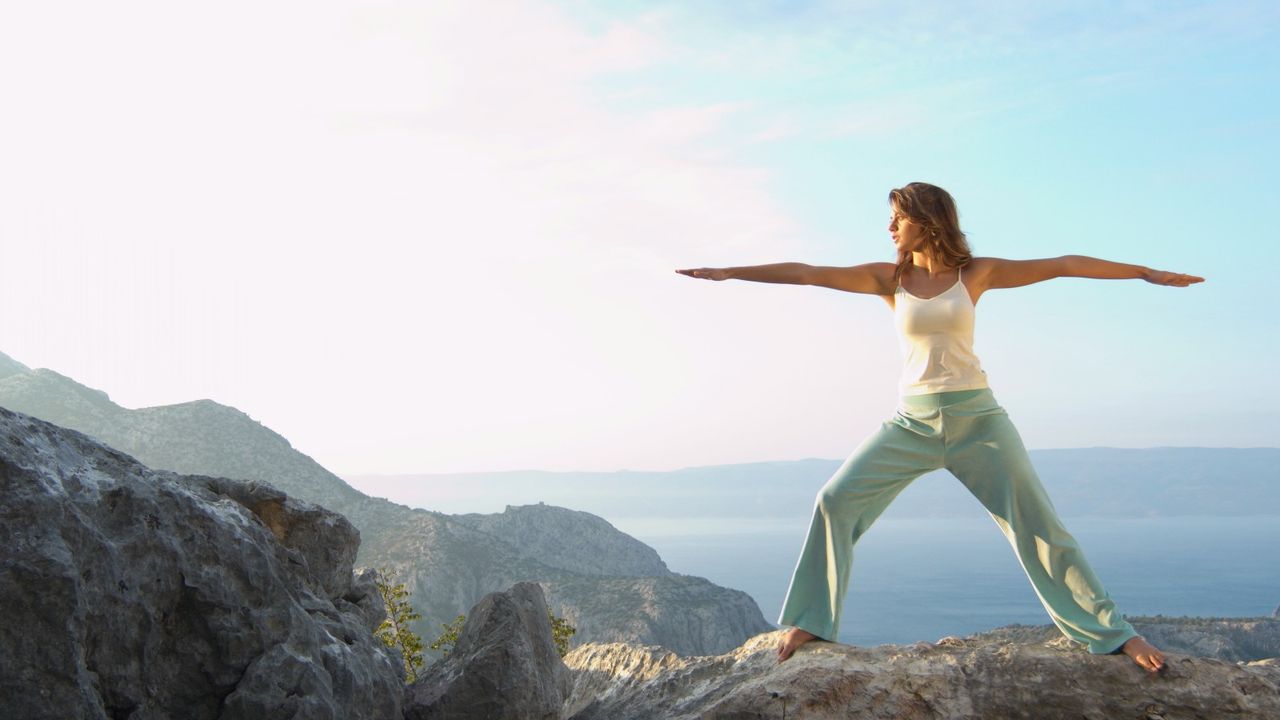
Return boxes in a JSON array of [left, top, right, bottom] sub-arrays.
[[675, 262, 895, 295]]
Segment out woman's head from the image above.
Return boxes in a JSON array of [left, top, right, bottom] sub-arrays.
[[887, 182, 971, 280]]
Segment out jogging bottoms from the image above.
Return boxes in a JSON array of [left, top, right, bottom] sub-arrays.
[[776, 387, 1139, 654]]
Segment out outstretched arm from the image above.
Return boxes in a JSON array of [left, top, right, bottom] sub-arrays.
[[676, 262, 895, 295], [982, 255, 1204, 290]]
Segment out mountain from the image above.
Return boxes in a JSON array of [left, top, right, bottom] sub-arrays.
[[348, 447, 1280, 521], [0, 350, 30, 380], [0, 353, 772, 656], [452, 504, 671, 577]]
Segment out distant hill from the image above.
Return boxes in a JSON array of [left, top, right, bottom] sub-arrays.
[[347, 447, 1280, 521], [0, 352, 30, 380], [0, 351, 772, 656], [452, 503, 672, 577]]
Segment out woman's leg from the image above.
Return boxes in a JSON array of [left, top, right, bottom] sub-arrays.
[[942, 402, 1140, 654], [778, 417, 943, 644]]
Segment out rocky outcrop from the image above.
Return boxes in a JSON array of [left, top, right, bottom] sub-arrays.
[[452, 503, 671, 577], [0, 406, 403, 720], [0, 358, 773, 656], [406, 582, 570, 720], [563, 631, 1280, 720]]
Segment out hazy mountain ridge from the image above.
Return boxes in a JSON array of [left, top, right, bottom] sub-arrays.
[[0, 352, 772, 655], [0, 368, 123, 436], [453, 503, 672, 577], [0, 351, 31, 380], [350, 447, 1280, 520], [0, 368, 366, 512]]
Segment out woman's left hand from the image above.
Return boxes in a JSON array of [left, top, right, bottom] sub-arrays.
[[1144, 269, 1205, 287]]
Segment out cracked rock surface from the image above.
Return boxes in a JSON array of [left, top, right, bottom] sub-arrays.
[[563, 630, 1280, 720], [0, 406, 403, 720]]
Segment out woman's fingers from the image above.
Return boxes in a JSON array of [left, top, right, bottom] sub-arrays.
[[675, 268, 726, 280], [1149, 271, 1205, 286]]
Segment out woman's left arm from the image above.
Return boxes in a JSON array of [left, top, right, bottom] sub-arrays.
[[982, 255, 1204, 290]]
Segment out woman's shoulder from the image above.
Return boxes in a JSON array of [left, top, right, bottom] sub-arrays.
[[962, 257, 999, 280], [868, 262, 899, 292], [842, 262, 898, 292]]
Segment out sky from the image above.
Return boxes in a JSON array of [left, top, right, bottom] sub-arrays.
[[1, 0, 1277, 475]]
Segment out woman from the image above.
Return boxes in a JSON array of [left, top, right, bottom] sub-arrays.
[[676, 182, 1202, 673]]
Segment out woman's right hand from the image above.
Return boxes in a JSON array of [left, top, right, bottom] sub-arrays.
[[675, 268, 732, 281], [1142, 269, 1205, 287]]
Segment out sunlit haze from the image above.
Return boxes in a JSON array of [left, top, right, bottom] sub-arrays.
[[2, 1, 1276, 475]]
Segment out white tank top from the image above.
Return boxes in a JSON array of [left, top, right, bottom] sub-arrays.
[[893, 266, 989, 396]]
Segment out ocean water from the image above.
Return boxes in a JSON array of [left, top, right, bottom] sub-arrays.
[[613, 515, 1280, 648]]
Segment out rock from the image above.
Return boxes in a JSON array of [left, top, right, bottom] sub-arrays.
[[970, 616, 1280, 664], [405, 582, 571, 720], [563, 631, 1280, 720], [0, 406, 403, 720]]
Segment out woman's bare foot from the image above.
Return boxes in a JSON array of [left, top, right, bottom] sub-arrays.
[[1120, 636, 1165, 673], [777, 627, 818, 662]]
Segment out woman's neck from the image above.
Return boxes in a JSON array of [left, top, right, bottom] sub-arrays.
[[909, 251, 954, 277]]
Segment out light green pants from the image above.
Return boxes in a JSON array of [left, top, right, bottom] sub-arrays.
[[778, 387, 1138, 654]]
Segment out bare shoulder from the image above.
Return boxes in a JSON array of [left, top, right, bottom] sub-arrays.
[[963, 257, 1000, 282], [960, 257, 1006, 304], [864, 261, 898, 291], [865, 261, 898, 291]]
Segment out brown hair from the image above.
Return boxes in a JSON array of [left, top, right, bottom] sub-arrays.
[[888, 182, 972, 283]]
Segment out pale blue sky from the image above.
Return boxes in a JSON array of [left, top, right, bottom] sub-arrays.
[[1, 1, 1276, 474]]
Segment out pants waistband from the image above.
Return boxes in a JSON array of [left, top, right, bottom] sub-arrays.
[[897, 387, 993, 411]]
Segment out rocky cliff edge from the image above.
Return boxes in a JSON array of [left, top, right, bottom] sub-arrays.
[[563, 630, 1280, 720]]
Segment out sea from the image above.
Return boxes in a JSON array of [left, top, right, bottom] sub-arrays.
[[610, 515, 1280, 647]]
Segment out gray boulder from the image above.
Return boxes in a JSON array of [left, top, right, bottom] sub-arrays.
[[0, 406, 403, 720], [405, 582, 571, 720]]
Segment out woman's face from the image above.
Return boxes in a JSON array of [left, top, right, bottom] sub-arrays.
[[888, 206, 927, 254]]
